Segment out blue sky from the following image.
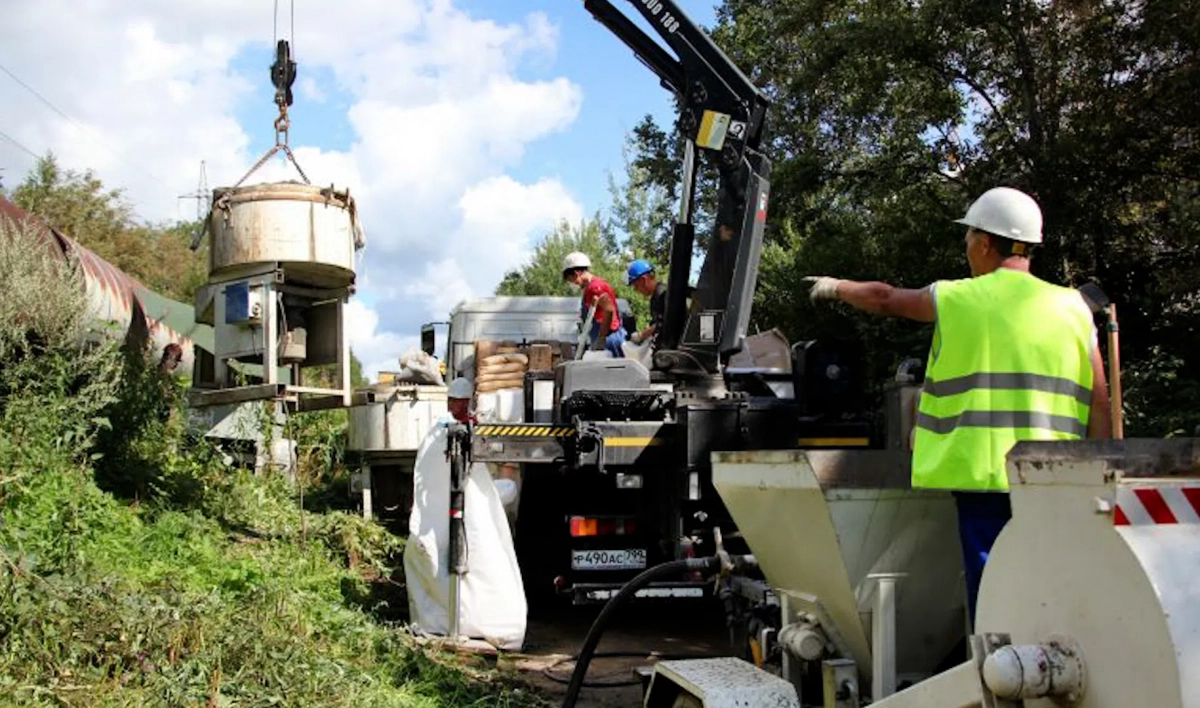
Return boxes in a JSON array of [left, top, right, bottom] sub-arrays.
[[235, 0, 718, 221]]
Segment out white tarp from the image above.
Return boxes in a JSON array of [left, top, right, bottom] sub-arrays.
[[403, 419, 527, 650]]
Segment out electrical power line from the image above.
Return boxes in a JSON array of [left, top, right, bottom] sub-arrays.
[[0, 126, 40, 160], [0, 60, 171, 188]]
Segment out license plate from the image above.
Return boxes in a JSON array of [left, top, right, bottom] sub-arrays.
[[571, 548, 647, 571]]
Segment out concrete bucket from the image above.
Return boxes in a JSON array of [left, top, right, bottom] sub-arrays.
[[712, 449, 967, 691]]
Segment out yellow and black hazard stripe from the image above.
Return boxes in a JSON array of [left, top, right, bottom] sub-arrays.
[[474, 424, 577, 437]]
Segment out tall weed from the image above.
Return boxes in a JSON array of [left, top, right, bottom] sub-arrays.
[[0, 213, 544, 707]]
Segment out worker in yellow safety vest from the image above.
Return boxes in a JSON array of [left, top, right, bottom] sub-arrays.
[[804, 186, 1112, 624]]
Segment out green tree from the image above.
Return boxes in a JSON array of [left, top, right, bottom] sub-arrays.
[[496, 216, 651, 327], [605, 136, 676, 268], [625, 0, 1199, 434]]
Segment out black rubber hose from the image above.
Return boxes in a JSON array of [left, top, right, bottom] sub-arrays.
[[560, 557, 719, 708], [543, 651, 713, 688]]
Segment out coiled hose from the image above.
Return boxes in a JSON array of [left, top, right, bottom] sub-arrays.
[[560, 554, 755, 708]]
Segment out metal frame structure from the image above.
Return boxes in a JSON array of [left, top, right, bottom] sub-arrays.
[[189, 262, 353, 412]]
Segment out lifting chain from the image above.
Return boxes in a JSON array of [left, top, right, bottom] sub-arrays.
[[230, 39, 310, 190]]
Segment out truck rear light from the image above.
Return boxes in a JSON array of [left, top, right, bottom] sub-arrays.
[[569, 516, 637, 537]]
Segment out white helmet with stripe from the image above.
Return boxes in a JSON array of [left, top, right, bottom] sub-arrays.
[[954, 187, 1044, 244]]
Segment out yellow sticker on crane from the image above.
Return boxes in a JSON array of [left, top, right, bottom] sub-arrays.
[[696, 110, 731, 150]]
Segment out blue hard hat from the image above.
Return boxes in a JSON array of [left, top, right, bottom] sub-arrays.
[[626, 259, 654, 285]]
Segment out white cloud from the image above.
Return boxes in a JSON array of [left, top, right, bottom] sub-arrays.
[[298, 76, 326, 103], [345, 300, 419, 380], [0, 0, 586, 381]]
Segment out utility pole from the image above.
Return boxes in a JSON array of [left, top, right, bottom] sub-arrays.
[[178, 160, 209, 249], [178, 160, 210, 221]]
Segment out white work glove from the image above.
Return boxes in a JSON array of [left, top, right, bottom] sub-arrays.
[[630, 331, 644, 345], [803, 276, 843, 302]]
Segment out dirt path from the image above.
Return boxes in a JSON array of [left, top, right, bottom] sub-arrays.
[[510, 599, 731, 708]]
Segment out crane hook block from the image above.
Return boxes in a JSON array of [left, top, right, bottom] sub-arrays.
[[270, 40, 297, 107]]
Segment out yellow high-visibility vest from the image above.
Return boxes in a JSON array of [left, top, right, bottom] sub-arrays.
[[913, 269, 1095, 491]]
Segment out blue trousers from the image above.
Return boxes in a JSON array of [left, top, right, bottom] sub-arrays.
[[953, 491, 1012, 626], [588, 322, 626, 357]]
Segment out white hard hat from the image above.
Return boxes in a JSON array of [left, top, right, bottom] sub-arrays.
[[954, 187, 1044, 244], [447, 377, 473, 399], [562, 251, 592, 273]]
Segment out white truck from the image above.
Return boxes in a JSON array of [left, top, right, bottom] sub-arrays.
[[348, 296, 599, 524], [424, 296, 585, 377]]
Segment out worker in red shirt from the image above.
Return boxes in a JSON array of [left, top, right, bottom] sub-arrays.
[[562, 251, 626, 357]]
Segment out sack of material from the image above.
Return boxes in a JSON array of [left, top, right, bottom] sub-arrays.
[[621, 339, 653, 367], [476, 361, 526, 377], [476, 390, 525, 424], [476, 370, 526, 385], [481, 353, 528, 368], [395, 348, 446, 386], [403, 421, 527, 650], [476, 376, 525, 393]]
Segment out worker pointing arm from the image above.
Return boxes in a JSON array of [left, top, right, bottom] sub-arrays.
[[804, 186, 1112, 626]]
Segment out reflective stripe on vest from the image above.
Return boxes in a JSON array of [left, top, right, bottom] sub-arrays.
[[913, 269, 1095, 492]]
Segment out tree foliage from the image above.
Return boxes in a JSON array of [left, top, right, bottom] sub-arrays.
[[11, 153, 208, 303], [618, 0, 1198, 435], [605, 139, 676, 268], [496, 216, 652, 327]]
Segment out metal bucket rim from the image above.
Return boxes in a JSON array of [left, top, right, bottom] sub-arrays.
[[211, 182, 354, 209]]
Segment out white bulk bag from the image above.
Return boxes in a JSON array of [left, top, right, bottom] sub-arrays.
[[402, 420, 527, 650]]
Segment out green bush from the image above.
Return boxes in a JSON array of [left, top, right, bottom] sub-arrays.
[[0, 214, 544, 707]]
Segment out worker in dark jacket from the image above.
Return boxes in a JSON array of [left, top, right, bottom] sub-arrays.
[[625, 259, 667, 345], [805, 186, 1112, 625]]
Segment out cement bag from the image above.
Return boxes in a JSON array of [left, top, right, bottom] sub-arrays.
[[480, 353, 528, 368], [621, 340, 653, 367], [403, 422, 527, 650], [476, 376, 525, 393], [475, 389, 525, 424], [476, 361, 526, 376]]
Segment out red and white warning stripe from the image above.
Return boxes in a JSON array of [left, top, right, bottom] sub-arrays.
[[1113, 485, 1200, 526]]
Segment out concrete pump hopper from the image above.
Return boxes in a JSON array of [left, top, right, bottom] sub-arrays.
[[712, 449, 967, 697]]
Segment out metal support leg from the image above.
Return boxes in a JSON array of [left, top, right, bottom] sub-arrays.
[[361, 464, 374, 521], [264, 285, 279, 386], [868, 573, 905, 701], [446, 424, 471, 641], [337, 295, 351, 406]]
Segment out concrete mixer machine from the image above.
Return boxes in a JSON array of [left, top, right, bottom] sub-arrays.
[[602, 439, 1200, 708], [188, 39, 366, 414]]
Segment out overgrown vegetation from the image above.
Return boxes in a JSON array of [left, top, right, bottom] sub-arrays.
[[5, 153, 208, 303], [0, 216, 543, 706]]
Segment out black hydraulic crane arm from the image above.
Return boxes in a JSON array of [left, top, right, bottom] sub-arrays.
[[583, 0, 773, 374]]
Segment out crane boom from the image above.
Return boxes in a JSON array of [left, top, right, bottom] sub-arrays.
[[583, 0, 772, 374]]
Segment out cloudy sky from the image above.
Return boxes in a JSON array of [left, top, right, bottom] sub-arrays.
[[0, 0, 718, 380]]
